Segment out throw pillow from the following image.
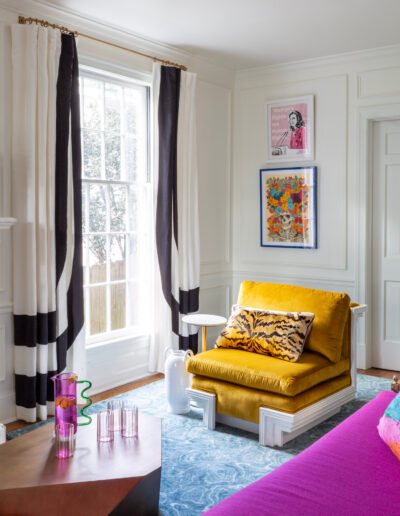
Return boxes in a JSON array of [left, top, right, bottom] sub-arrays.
[[215, 304, 314, 362], [378, 393, 400, 460]]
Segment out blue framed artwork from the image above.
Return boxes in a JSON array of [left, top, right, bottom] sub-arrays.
[[260, 166, 317, 249]]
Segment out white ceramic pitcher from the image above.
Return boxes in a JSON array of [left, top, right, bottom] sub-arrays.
[[164, 348, 194, 414]]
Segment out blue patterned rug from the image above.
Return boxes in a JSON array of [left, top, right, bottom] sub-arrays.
[[7, 374, 391, 515]]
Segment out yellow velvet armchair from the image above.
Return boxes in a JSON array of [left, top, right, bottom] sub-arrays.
[[186, 281, 367, 447]]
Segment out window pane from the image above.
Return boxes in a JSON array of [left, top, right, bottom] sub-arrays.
[[105, 135, 121, 180], [128, 281, 140, 326], [110, 185, 127, 232], [82, 184, 87, 233], [125, 136, 137, 182], [111, 283, 126, 331], [83, 78, 102, 130], [82, 236, 89, 285], [128, 187, 146, 231], [83, 129, 102, 178], [110, 235, 126, 281], [89, 184, 107, 232], [105, 83, 122, 133], [88, 235, 107, 283], [127, 234, 140, 279], [125, 88, 138, 134], [90, 285, 107, 335]]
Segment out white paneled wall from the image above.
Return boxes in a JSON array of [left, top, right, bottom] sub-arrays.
[[197, 79, 233, 349], [233, 47, 400, 368]]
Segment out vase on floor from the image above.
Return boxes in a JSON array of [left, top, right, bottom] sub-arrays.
[[164, 348, 194, 414]]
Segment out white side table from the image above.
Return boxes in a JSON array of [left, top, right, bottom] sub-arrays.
[[182, 314, 227, 353]]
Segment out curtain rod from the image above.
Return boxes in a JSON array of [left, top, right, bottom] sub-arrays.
[[18, 16, 188, 71]]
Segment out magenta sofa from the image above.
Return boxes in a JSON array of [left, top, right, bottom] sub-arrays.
[[204, 391, 400, 515]]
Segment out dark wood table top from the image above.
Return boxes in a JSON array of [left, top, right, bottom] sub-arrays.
[[0, 412, 162, 490]]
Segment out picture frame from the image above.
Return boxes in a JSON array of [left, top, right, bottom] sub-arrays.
[[266, 95, 314, 162], [260, 166, 317, 249]]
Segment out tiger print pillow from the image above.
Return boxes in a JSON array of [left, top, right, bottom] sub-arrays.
[[215, 305, 315, 362]]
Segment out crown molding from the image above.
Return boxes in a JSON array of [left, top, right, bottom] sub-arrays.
[[236, 43, 400, 81], [0, 0, 235, 84], [1, 0, 190, 62]]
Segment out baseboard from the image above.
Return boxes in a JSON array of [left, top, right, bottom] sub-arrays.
[[88, 369, 155, 396]]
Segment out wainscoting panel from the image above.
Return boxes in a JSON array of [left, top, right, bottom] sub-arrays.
[[358, 67, 400, 99], [86, 335, 150, 395], [199, 278, 231, 350], [197, 80, 232, 276], [385, 281, 400, 341]]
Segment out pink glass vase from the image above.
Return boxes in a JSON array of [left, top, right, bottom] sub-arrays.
[[51, 373, 92, 436]]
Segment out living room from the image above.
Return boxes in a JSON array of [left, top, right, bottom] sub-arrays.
[[0, 0, 400, 514]]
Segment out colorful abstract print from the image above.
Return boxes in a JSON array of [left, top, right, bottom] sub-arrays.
[[265, 174, 309, 243], [216, 304, 314, 362], [378, 393, 400, 460]]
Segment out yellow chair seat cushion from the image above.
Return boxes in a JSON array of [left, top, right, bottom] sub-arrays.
[[191, 373, 351, 421], [237, 281, 350, 363], [187, 348, 349, 397]]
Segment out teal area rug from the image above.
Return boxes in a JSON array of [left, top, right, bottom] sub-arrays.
[[7, 374, 391, 515]]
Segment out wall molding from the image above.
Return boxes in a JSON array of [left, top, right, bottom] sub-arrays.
[[0, 303, 12, 314], [0, 392, 16, 424], [233, 270, 355, 287], [0, 217, 16, 229], [232, 273, 356, 301], [356, 103, 400, 369], [357, 66, 400, 99], [0, 324, 5, 381], [236, 43, 400, 79], [0, 0, 234, 86]]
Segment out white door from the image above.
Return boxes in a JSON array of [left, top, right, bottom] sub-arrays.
[[372, 120, 400, 369]]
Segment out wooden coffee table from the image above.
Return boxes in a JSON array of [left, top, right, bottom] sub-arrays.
[[0, 412, 161, 516]]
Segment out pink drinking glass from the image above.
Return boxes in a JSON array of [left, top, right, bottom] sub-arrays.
[[122, 406, 138, 438], [107, 399, 124, 432], [97, 410, 114, 442], [55, 423, 74, 459]]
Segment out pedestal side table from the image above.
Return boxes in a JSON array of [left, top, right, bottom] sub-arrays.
[[182, 314, 227, 353]]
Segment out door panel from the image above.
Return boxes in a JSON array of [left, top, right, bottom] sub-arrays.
[[372, 120, 400, 369]]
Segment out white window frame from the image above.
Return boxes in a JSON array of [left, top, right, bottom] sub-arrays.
[[79, 63, 152, 349]]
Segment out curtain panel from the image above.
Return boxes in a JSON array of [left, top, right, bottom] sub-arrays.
[[11, 25, 84, 422], [150, 64, 200, 372]]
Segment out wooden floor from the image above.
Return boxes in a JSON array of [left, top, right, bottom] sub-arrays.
[[5, 368, 397, 434]]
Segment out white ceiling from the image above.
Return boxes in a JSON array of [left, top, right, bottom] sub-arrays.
[[42, 0, 400, 70]]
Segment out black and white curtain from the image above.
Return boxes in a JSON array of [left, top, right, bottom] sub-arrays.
[[11, 25, 84, 422], [149, 64, 200, 372]]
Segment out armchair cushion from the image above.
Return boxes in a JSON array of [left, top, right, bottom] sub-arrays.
[[215, 304, 314, 362], [187, 348, 349, 397], [237, 281, 350, 362]]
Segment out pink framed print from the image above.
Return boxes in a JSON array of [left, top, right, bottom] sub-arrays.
[[266, 95, 314, 162]]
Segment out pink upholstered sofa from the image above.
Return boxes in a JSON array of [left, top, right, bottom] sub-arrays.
[[204, 391, 400, 515]]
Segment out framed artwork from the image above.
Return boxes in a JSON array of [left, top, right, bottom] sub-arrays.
[[260, 167, 317, 249], [266, 95, 314, 162]]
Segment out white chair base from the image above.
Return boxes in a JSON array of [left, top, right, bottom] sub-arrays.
[[187, 385, 356, 447], [186, 305, 366, 447]]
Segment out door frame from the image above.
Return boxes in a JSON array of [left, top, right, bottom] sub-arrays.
[[357, 104, 400, 368]]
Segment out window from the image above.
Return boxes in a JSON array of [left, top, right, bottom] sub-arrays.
[[80, 68, 151, 345]]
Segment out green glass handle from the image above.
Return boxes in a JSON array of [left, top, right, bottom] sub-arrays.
[[77, 380, 92, 426]]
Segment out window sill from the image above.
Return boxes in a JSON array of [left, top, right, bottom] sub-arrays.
[[86, 329, 149, 349]]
